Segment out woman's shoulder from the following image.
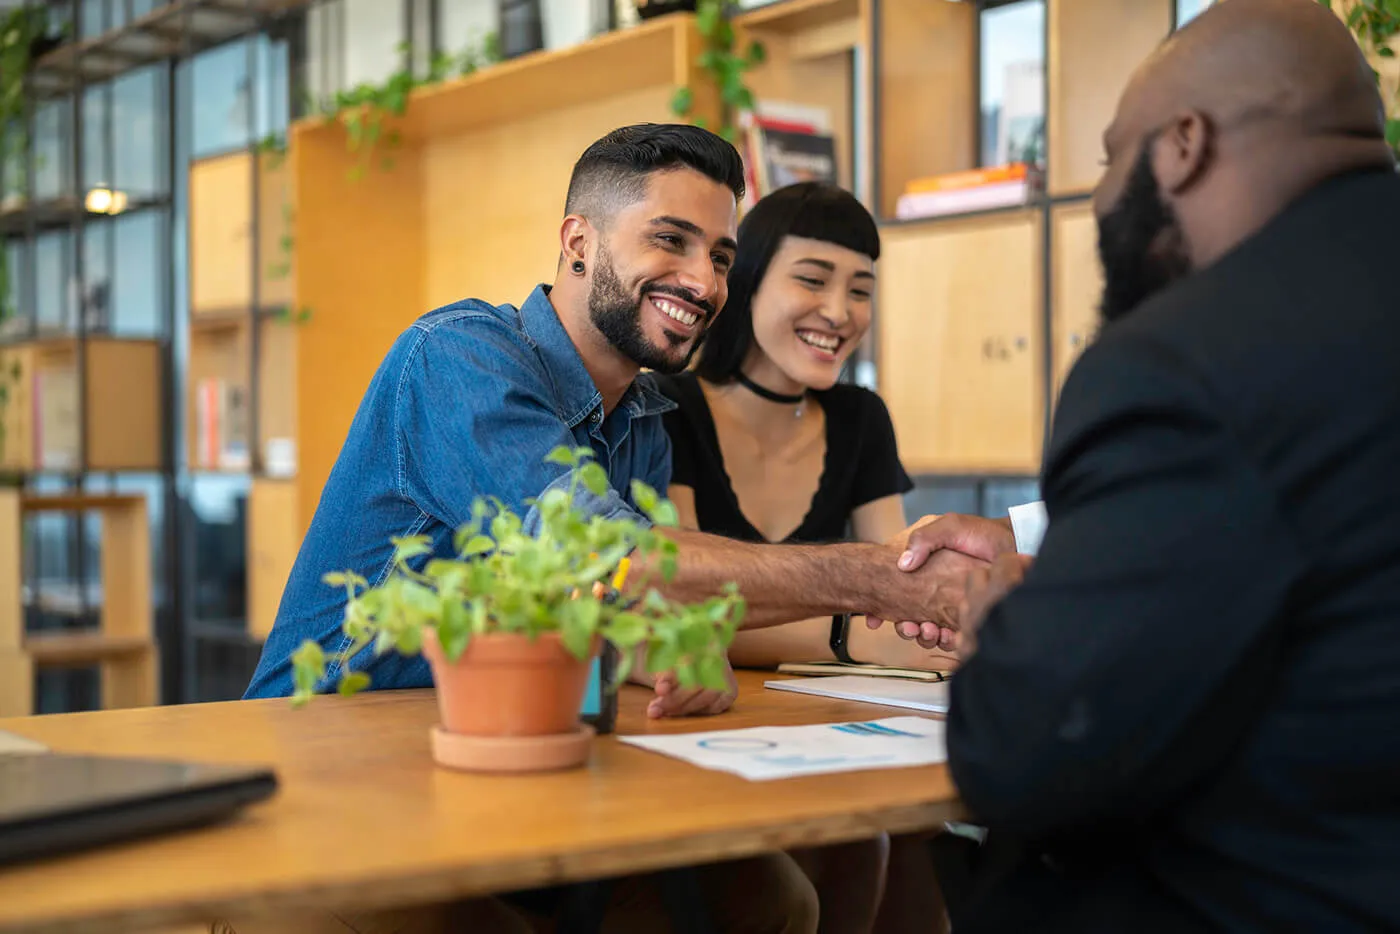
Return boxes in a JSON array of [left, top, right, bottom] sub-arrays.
[[815, 380, 894, 423]]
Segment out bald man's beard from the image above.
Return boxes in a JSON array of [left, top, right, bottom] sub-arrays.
[[587, 246, 707, 375], [1097, 146, 1192, 324]]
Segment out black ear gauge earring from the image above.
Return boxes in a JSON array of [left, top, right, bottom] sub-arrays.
[[571, 260, 585, 275]]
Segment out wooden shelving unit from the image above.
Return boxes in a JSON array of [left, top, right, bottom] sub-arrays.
[[0, 492, 158, 716], [0, 337, 164, 474]]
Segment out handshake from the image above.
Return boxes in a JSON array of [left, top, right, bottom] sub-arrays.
[[862, 513, 1035, 659]]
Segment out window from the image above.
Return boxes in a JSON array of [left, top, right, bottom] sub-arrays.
[[112, 65, 168, 199], [979, 0, 1046, 168], [1176, 0, 1214, 28]]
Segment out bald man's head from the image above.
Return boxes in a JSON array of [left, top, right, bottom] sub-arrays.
[[1092, 0, 1394, 324]]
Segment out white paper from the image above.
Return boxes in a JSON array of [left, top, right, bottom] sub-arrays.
[[0, 731, 48, 756], [764, 676, 952, 714], [618, 716, 946, 781]]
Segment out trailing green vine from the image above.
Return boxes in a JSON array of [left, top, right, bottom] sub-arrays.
[[309, 32, 502, 181], [669, 0, 765, 143], [1321, 0, 1400, 155], [254, 32, 503, 326]]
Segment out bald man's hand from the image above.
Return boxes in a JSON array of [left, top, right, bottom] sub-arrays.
[[865, 514, 1015, 648]]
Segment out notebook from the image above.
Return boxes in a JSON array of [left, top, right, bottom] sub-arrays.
[[775, 660, 954, 682], [765, 675, 952, 714]]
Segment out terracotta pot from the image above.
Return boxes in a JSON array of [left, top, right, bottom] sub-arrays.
[[421, 628, 596, 738]]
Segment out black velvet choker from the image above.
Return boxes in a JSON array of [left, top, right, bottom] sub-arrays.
[[734, 371, 806, 405]]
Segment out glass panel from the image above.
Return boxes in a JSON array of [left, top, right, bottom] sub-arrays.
[[191, 40, 252, 158], [112, 65, 166, 199], [32, 101, 71, 201], [81, 219, 112, 333], [1176, 0, 1214, 27], [255, 34, 290, 140], [80, 0, 107, 40], [344, 0, 405, 89], [131, 0, 159, 18], [189, 474, 249, 625], [2, 240, 25, 330], [34, 231, 72, 332], [112, 209, 162, 336], [82, 85, 110, 192], [979, 0, 1046, 168]]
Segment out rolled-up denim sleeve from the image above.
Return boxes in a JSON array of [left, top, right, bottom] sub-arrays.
[[394, 317, 648, 533]]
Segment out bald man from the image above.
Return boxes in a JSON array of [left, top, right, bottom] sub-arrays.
[[902, 1, 1400, 931]]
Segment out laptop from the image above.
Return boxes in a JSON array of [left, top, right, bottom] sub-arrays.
[[0, 749, 277, 866]]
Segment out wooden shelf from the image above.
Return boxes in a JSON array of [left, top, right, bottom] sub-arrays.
[[0, 338, 164, 473], [189, 150, 293, 317], [296, 13, 700, 149], [1, 492, 157, 716], [23, 631, 152, 666], [736, 0, 861, 34], [187, 316, 251, 472], [1048, 0, 1173, 195], [875, 0, 977, 219]]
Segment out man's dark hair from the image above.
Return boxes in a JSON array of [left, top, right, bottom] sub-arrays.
[[564, 123, 746, 222], [694, 181, 880, 383]]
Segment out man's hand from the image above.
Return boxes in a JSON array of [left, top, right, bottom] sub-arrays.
[[645, 657, 738, 719], [897, 513, 1018, 571], [956, 552, 1035, 659]]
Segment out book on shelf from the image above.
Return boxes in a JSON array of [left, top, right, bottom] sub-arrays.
[[737, 102, 839, 208], [194, 378, 250, 471], [894, 162, 1044, 220]]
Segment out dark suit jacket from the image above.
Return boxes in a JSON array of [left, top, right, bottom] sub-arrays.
[[946, 166, 1400, 933]]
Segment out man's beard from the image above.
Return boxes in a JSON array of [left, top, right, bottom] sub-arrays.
[[588, 247, 711, 374], [1096, 144, 1192, 324]]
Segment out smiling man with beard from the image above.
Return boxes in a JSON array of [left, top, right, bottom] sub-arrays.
[[880, 0, 1400, 931]]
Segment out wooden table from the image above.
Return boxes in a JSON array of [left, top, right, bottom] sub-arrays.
[[0, 671, 963, 934]]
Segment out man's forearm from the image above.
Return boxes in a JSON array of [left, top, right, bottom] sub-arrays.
[[646, 528, 965, 630], [632, 528, 886, 627]]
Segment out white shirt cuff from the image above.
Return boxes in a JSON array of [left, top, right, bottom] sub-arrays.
[[1008, 501, 1047, 556]]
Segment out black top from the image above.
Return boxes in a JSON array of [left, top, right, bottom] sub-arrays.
[[945, 167, 1400, 933], [652, 371, 913, 544]]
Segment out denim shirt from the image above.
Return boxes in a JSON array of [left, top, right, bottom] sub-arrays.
[[243, 284, 676, 699]]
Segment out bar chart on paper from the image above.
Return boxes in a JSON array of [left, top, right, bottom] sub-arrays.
[[618, 717, 947, 781]]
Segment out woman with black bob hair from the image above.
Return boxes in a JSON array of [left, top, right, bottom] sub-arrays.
[[655, 180, 954, 674], [652, 181, 953, 934]]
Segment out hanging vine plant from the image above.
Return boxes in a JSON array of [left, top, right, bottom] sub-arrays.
[[1320, 0, 1400, 155], [669, 0, 765, 143]]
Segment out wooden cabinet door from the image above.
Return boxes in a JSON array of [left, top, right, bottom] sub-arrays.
[[1051, 202, 1103, 403], [877, 210, 1045, 474]]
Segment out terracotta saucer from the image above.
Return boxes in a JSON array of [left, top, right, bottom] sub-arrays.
[[430, 722, 596, 773]]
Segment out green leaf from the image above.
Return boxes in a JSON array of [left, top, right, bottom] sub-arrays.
[[651, 500, 680, 528], [322, 571, 348, 587], [1386, 117, 1400, 150], [697, 655, 729, 692], [338, 671, 371, 696], [670, 85, 694, 116], [659, 553, 678, 582], [631, 480, 660, 515], [392, 534, 433, 565], [603, 612, 649, 649], [1380, 44, 1397, 57], [460, 535, 495, 557], [578, 461, 609, 497], [544, 446, 578, 467]]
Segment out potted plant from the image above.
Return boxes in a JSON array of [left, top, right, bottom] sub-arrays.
[[288, 445, 745, 773]]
